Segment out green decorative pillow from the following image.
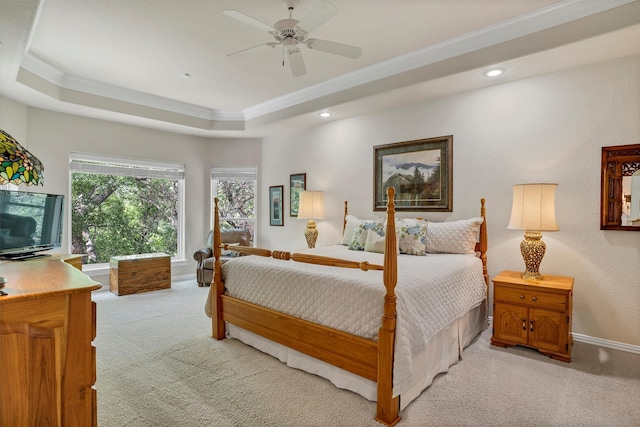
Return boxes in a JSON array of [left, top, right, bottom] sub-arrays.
[[397, 218, 428, 256]]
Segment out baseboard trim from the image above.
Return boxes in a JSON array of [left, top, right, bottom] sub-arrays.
[[488, 316, 640, 355], [572, 333, 640, 355]]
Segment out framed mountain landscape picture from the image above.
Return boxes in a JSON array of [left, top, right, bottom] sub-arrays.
[[374, 136, 452, 212]]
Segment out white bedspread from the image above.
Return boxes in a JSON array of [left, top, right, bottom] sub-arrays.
[[219, 245, 486, 396]]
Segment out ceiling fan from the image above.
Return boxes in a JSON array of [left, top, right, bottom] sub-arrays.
[[223, 0, 363, 77]]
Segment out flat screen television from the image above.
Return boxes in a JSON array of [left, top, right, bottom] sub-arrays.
[[0, 189, 64, 260]]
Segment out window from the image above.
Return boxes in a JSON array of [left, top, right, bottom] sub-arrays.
[[69, 153, 185, 265], [211, 167, 257, 244]]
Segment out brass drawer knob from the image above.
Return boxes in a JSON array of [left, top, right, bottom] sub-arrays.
[[519, 295, 525, 299], [532, 296, 538, 302]]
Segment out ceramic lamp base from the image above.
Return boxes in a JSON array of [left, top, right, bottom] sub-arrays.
[[304, 220, 318, 248], [520, 230, 546, 280]]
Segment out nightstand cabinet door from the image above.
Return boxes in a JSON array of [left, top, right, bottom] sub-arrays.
[[529, 308, 568, 354], [491, 271, 573, 362], [494, 302, 528, 345]]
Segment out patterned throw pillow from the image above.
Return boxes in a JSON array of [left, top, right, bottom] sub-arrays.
[[426, 217, 484, 255], [221, 242, 240, 257], [396, 218, 428, 256], [349, 219, 385, 251]]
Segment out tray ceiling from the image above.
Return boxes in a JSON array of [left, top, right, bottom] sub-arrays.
[[1, 0, 640, 137]]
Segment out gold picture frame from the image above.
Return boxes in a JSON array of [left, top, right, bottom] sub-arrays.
[[374, 136, 452, 212]]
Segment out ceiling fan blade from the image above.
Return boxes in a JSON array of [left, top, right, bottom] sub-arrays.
[[227, 42, 279, 58], [306, 38, 362, 59], [296, 0, 338, 33], [288, 49, 307, 77], [223, 9, 274, 32]]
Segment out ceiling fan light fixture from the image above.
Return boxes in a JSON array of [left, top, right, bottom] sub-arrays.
[[224, 0, 361, 77]]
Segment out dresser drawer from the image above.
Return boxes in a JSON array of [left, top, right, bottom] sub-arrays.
[[494, 285, 567, 311]]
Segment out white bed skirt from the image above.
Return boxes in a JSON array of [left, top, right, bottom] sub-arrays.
[[226, 301, 487, 410]]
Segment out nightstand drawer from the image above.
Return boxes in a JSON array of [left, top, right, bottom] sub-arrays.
[[494, 286, 567, 311]]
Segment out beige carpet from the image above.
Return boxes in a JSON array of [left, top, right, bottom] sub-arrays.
[[94, 279, 640, 427]]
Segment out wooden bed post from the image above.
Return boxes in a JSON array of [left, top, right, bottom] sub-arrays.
[[211, 198, 226, 340], [376, 187, 400, 426], [479, 198, 488, 290], [343, 201, 348, 235]]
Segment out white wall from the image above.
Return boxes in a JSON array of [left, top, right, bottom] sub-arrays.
[[0, 102, 261, 284], [260, 55, 640, 347], [0, 97, 28, 142], [2, 54, 638, 347]]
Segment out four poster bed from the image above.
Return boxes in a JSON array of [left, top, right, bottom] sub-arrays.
[[206, 188, 488, 426]]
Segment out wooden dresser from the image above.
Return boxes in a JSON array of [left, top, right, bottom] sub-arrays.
[[0, 255, 101, 426], [491, 270, 573, 362]]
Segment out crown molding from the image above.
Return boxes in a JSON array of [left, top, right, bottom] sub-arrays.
[[19, 53, 245, 123], [16, 0, 637, 130], [243, 0, 636, 120]]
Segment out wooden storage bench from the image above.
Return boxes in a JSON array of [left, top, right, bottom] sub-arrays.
[[110, 252, 171, 296]]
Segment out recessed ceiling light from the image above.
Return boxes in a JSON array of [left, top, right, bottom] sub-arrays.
[[483, 68, 505, 77], [319, 112, 331, 118]]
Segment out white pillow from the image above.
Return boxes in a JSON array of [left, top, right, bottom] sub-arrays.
[[426, 217, 484, 255], [397, 218, 428, 256], [364, 229, 386, 253], [364, 229, 400, 254], [341, 215, 361, 246]]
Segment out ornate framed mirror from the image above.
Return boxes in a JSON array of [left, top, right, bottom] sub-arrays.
[[601, 144, 640, 231]]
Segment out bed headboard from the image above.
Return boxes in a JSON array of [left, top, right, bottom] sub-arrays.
[[341, 198, 488, 288]]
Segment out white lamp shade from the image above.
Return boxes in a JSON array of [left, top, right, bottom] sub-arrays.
[[508, 183, 559, 231], [298, 191, 325, 220]]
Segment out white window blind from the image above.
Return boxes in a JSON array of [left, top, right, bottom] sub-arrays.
[[70, 153, 185, 180], [211, 168, 256, 181]]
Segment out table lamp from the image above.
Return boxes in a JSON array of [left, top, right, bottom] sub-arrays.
[[0, 129, 45, 295], [507, 183, 558, 280], [297, 190, 325, 248]]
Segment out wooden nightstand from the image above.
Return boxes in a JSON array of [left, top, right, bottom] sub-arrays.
[[491, 270, 574, 362]]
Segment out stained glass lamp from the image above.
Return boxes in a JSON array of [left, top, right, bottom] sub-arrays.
[[0, 129, 45, 295], [0, 129, 44, 186]]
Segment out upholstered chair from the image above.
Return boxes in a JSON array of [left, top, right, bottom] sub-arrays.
[[193, 228, 251, 287]]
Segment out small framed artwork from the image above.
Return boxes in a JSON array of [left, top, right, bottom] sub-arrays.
[[374, 135, 453, 212], [269, 185, 284, 226], [289, 173, 306, 217]]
